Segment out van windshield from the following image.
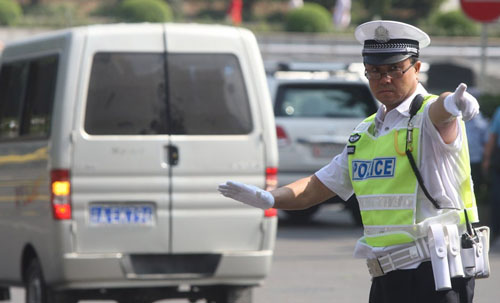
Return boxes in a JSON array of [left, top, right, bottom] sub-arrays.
[[84, 52, 252, 135]]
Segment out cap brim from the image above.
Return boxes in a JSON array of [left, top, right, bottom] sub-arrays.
[[363, 53, 412, 65]]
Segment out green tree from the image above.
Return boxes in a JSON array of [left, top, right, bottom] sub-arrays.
[[0, 0, 22, 26], [360, 0, 445, 23], [285, 3, 332, 33], [427, 10, 480, 36], [119, 0, 173, 22]]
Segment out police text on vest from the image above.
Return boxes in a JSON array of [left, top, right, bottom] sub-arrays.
[[352, 157, 396, 180]]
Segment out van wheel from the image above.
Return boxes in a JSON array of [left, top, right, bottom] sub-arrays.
[[25, 259, 49, 303], [206, 286, 252, 303]]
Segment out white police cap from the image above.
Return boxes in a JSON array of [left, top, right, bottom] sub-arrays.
[[355, 20, 430, 65]]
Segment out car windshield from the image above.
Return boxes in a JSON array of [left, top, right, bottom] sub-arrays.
[[274, 83, 377, 118]]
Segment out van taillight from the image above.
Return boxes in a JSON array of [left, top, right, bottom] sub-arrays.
[[264, 208, 278, 217], [265, 167, 278, 217], [265, 167, 278, 191], [276, 125, 290, 147], [51, 169, 72, 220]]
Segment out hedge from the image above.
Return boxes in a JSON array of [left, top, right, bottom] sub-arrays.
[[285, 3, 331, 33], [0, 0, 22, 26], [119, 0, 173, 23]]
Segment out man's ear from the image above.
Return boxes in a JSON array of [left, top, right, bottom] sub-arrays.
[[414, 60, 421, 73]]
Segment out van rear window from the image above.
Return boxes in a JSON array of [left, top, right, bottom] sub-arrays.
[[85, 52, 252, 135]]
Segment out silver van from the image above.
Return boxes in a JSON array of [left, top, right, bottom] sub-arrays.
[[0, 23, 278, 303]]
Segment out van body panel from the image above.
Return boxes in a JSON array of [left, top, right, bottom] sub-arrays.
[[237, 28, 279, 170], [70, 26, 171, 254], [163, 24, 268, 253], [0, 141, 52, 282], [0, 32, 72, 283]]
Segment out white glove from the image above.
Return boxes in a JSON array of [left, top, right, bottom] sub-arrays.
[[218, 181, 275, 210], [443, 83, 479, 121]]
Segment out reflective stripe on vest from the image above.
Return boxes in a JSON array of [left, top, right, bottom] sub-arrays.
[[347, 95, 478, 247]]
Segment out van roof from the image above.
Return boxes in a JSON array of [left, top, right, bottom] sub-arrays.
[[2, 23, 248, 57]]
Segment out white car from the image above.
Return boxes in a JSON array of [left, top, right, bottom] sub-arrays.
[[268, 66, 378, 223]]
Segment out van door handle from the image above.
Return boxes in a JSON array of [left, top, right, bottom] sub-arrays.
[[167, 145, 179, 166]]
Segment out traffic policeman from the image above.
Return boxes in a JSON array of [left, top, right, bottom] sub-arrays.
[[219, 20, 481, 303]]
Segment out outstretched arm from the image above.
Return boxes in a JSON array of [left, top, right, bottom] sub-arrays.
[[272, 175, 336, 210], [429, 83, 479, 144], [218, 175, 336, 210]]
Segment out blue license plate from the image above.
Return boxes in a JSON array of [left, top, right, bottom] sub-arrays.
[[89, 204, 154, 225]]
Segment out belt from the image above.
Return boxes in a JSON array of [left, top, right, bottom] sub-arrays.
[[366, 238, 431, 278]]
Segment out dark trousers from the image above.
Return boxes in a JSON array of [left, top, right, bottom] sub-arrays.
[[369, 262, 475, 303]]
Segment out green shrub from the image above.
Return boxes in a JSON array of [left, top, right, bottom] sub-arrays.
[[285, 3, 331, 33], [22, 3, 80, 27], [195, 8, 226, 22], [0, 0, 22, 26], [428, 10, 480, 36], [119, 0, 173, 23], [266, 11, 287, 24]]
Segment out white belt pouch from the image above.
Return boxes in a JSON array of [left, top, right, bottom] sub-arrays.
[[462, 225, 490, 279]]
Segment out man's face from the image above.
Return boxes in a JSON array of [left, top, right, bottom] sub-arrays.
[[365, 58, 421, 111]]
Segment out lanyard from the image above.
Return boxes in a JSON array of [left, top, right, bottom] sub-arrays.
[[404, 94, 455, 210]]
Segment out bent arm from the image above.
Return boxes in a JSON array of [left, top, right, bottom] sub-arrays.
[[429, 92, 458, 144], [429, 83, 479, 144], [272, 175, 336, 210]]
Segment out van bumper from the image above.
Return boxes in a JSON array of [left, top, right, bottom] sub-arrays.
[[54, 250, 273, 290]]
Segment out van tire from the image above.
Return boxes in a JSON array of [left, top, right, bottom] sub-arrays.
[[25, 258, 49, 303], [206, 286, 252, 303]]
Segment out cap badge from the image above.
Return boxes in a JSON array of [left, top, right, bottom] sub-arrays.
[[374, 26, 390, 43]]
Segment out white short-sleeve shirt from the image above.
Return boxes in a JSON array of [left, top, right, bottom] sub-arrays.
[[315, 83, 469, 260]]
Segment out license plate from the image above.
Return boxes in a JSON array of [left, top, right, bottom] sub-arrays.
[[89, 204, 154, 226], [311, 143, 343, 158]]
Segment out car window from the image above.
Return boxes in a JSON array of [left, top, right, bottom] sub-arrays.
[[85, 52, 252, 135], [274, 83, 377, 118], [168, 53, 252, 135], [85, 52, 168, 135], [0, 54, 58, 140]]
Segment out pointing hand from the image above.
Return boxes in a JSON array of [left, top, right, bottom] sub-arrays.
[[443, 83, 479, 121]]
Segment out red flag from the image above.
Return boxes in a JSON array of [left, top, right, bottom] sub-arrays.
[[227, 0, 243, 25]]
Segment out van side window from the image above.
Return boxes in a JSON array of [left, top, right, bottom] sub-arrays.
[[0, 62, 29, 139], [85, 53, 168, 135], [168, 53, 252, 135], [0, 55, 58, 140], [22, 55, 59, 137]]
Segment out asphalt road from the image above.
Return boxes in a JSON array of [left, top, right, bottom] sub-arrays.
[[6, 205, 500, 303]]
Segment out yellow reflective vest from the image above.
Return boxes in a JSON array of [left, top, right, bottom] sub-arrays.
[[347, 95, 478, 247]]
